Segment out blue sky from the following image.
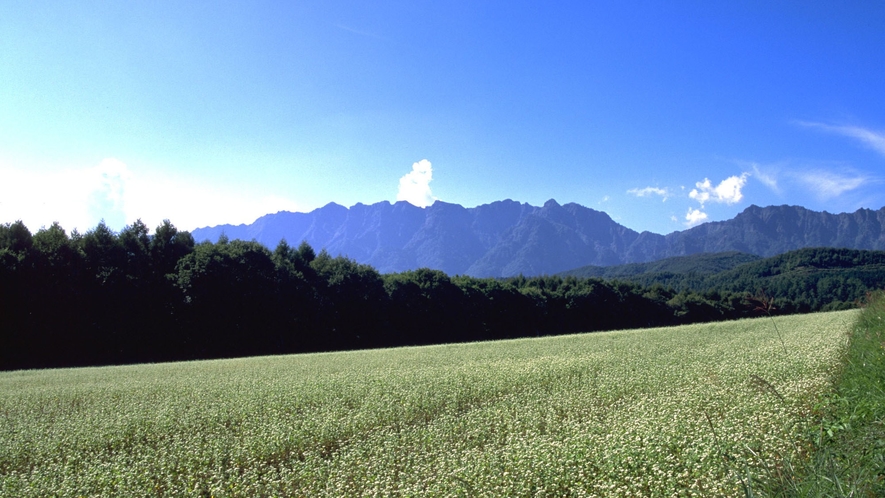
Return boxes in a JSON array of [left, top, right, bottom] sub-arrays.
[[1, 1, 884, 235]]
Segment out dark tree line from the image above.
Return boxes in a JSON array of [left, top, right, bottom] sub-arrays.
[[1, 220, 193, 369], [0, 220, 872, 370]]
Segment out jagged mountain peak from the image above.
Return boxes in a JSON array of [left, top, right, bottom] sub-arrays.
[[191, 201, 885, 277]]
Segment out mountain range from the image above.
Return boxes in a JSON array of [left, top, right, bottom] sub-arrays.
[[191, 200, 885, 277]]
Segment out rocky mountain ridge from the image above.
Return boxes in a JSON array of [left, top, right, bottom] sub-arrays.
[[191, 200, 885, 277]]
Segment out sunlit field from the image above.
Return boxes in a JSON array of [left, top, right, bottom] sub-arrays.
[[0, 311, 855, 497]]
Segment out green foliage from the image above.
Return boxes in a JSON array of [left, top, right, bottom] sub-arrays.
[[32, 222, 76, 273], [701, 248, 885, 310], [150, 219, 195, 278], [565, 248, 885, 313], [173, 240, 281, 356], [296, 239, 316, 264], [0, 220, 197, 368], [0, 221, 34, 277], [308, 250, 388, 348], [562, 251, 762, 279], [0, 220, 33, 255], [79, 221, 126, 286]]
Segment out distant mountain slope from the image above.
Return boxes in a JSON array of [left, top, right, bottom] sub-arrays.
[[559, 252, 763, 279], [662, 205, 885, 256], [192, 201, 885, 277], [562, 247, 885, 311], [703, 247, 885, 297]]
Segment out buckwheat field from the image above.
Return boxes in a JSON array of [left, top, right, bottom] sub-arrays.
[[0, 310, 855, 497]]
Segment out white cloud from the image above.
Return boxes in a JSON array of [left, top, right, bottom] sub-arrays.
[[1, 164, 95, 233], [0, 158, 301, 233], [627, 186, 670, 201], [685, 208, 708, 226], [688, 173, 748, 207], [681, 172, 749, 228], [797, 121, 885, 158], [89, 158, 132, 229], [688, 179, 712, 204], [715, 174, 749, 203], [396, 159, 437, 208], [792, 169, 869, 200]]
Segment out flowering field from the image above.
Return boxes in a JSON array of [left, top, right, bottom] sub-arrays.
[[0, 311, 855, 497]]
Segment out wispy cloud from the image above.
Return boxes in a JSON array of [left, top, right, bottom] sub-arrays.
[[791, 169, 870, 200], [750, 163, 778, 191], [688, 173, 749, 207], [627, 186, 670, 201], [725, 158, 781, 192], [396, 159, 437, 208], [796, 121, 885, 158], [334, 24, 385, 40], [735, 158, 879, 204]]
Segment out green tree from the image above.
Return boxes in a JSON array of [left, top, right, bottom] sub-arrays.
[[79, 221, 125, 287], [174, 240, 279, 358], [150, 219, 195, 278], [0, 221, 34, 369], [311, 250, 387, 349], [119, 219, 151, 282], [0, 220, 34, 274]]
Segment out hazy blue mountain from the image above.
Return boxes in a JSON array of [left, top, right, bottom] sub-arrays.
[[192, 201, 885, 277]]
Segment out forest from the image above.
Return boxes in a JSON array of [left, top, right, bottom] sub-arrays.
[[1, 219, 882, 370]]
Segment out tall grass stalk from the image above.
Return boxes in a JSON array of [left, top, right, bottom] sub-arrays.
[[748, 290, 789, 357], [762, 291, 885, 497]]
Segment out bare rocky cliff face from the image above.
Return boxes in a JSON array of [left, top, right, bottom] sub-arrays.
[[192, 201, 885, 277]]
